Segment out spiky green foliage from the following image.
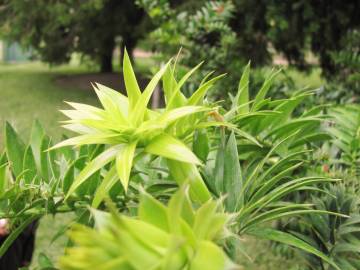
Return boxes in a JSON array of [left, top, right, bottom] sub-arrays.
[[0, 59, 347, 270], [0, 122, 108, 215], [279, 185, 360, 270], [326, 105, 360, 178], [0, 122, 124, 258], [52, 50, 231, 204], [203, 127, 342, 269], [197, 64, 343, 269], [225, 63, 331, 162], [60, 186, 238, 270]]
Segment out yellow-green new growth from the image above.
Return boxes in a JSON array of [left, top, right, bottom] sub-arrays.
[[59, 186, 239, 270], [52, 49, 226, 204]]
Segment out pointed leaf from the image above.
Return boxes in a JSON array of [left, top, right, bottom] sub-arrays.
[[252, 69, 281, 111], [162, 64, 177, 104], [236, 62, 250, 114], [167, 62, 203, 109], [65, 146, 120, 200], [190, 241, 228, 270], [131, 61, 171, 125], [193, 129, 210, 163], [5, 122, 25, 177], [157, 106, 209, 127], [224, 132, 243, 211], [167, 160, 211, 203], [23, 145, 37, 185], [94, 84, 129, 117], [145, 133, 201, 165], [139, 192, 169, 232], [123, 48, 141, 109], [93, 85, 128, 124], [30, 120, 45, 170], [92, 166, 118, 208], [188, 74, 226, 106], [116, 141, 137, 191], [247, 228, 340, 270]]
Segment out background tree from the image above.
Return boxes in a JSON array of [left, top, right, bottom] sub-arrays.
[[0, 0, 150, 72], [264, 0, 360, 77], [141, 0, 360, 79]]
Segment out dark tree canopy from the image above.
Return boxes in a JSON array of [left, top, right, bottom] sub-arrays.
[[1, 0, 359, 77], [142, 0, 360, 79], [0, 0, 150, 72], [264, 0, 360, 76], [229, 0, 360, 76]]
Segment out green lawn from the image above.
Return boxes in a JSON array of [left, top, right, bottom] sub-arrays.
[[0, 62, 98, 142]]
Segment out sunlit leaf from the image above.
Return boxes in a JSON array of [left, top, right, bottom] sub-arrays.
[[145, 133, 201, 165], [65, 145, 121, 200], [116, 141, 137, 191], [123, 48, 142, 110]]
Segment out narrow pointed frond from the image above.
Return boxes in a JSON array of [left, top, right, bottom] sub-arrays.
[[92, 166, 118, 208], [93, 84, 128, 124], [50, 133, 122, 150], [139, 191, 169, 232], [167, 161, 211, 203], [65, 101, 106, 119], [188, 74, 226, 106], [162, 64, 178, 104], [247, 228, 340, 270], [251, 69, 281, 111], [60, 109, 102, 121], [157, 106, 210, 127], [73, 118, 128, 132], [166, 62, 204, 109], [193, 200, 220, 240], [95, 83, 129, 117], [64, 145, 121, 200], [235, 61, 250, 114], [116, 140, 137, 191], [131, 61, 171, 125], [190, 241, 230, 270], [62, 123, 95, 134], [232, 127, 261, 146], [123, 48, 141, 109], [199, 70, 215, 86], [145, 133, 201, 165], [175, 61, 204, 94]]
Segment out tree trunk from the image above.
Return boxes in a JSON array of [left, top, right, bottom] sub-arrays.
[[151, 85, 161, 109], [100, 53, 113, 73], [100, 36, 115, 73]]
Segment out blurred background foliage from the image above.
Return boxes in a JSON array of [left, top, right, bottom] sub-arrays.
[[0, 0, 359, 98]]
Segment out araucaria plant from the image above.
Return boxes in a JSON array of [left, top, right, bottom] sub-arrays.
[[60, 186, 238, 270], [0, 50, 352, 270]]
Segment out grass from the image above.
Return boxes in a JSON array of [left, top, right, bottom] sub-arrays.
[[0, 57, 156, 144], [0, 62, 98, 143], [0, 60, 324, 269]]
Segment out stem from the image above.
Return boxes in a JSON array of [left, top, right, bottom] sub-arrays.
[[167, 160, 211, 203]]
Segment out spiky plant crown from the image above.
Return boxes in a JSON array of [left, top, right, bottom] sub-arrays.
[[52, 50, 227, 204], [60, 186, 238, 270]]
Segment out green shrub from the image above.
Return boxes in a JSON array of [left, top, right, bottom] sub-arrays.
[[0, 53, 349, 270]]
